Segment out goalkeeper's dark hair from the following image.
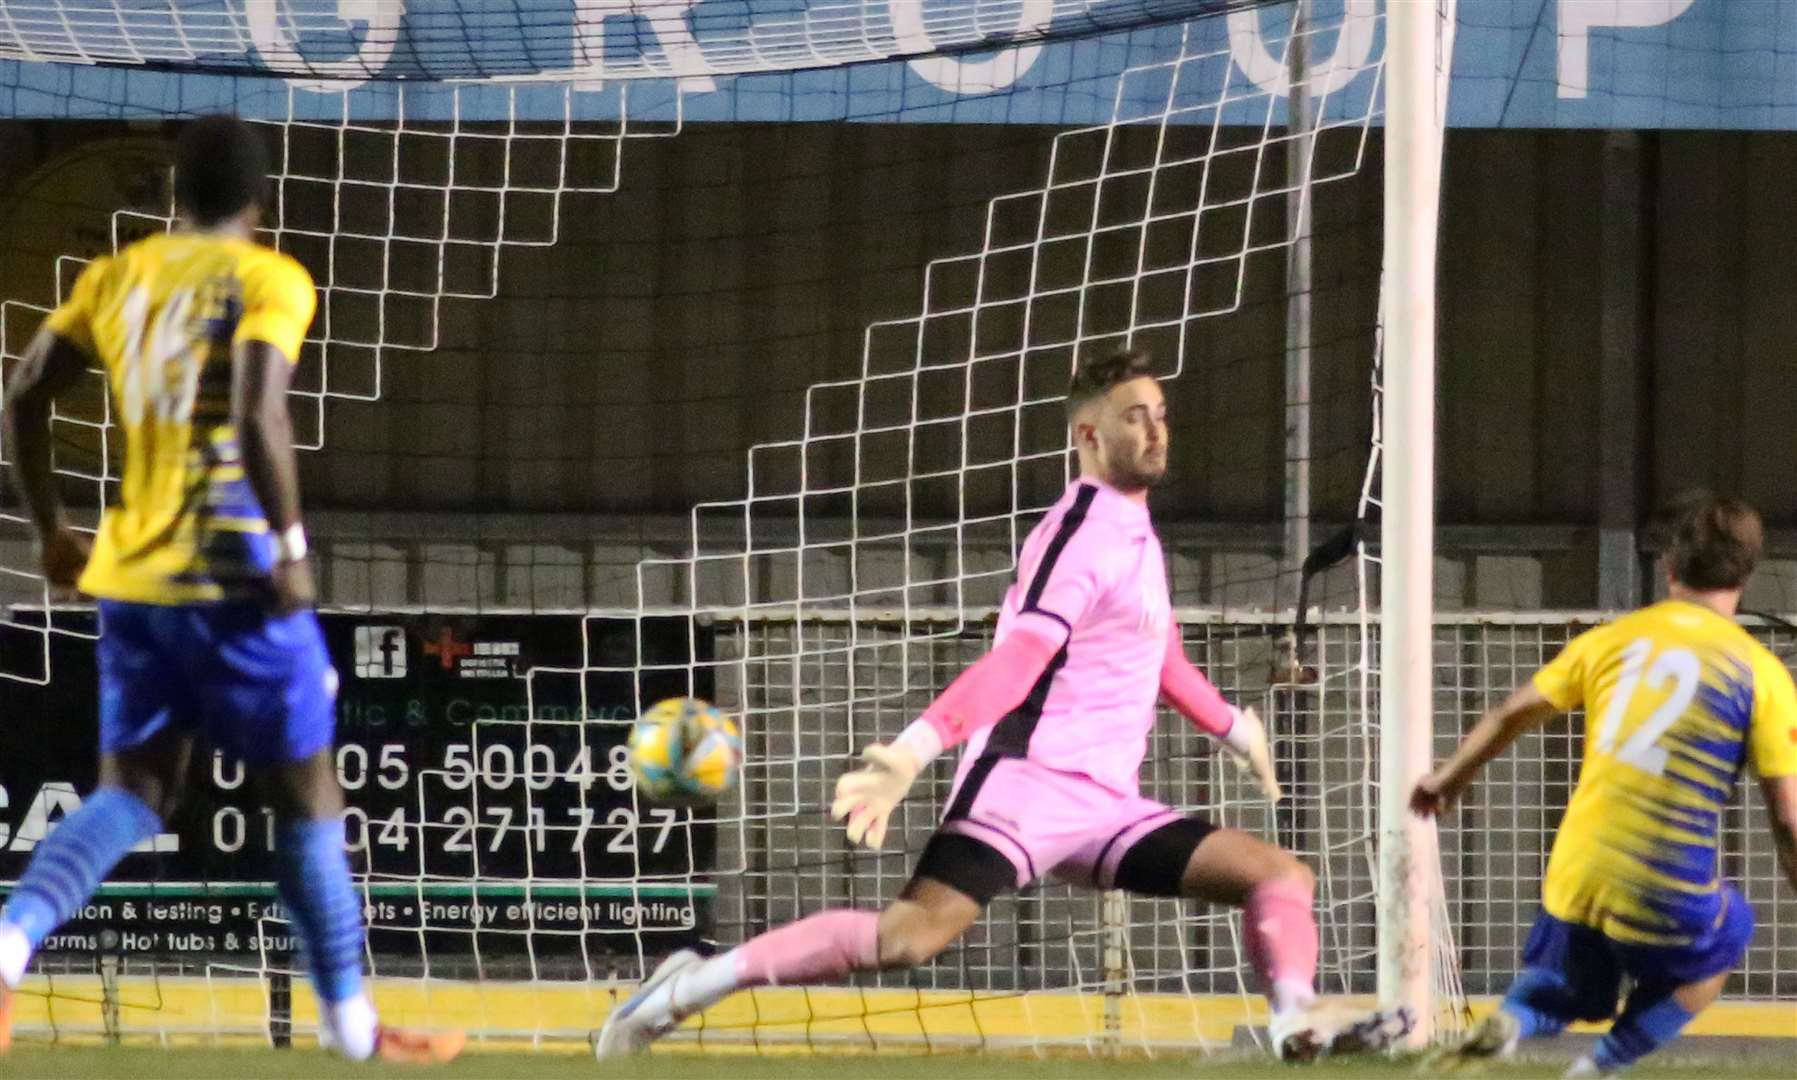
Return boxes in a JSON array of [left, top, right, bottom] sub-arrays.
[[174, 114, 270, 227], [1657, 490, 1763, 591], [1066, 346, 1156, 420]]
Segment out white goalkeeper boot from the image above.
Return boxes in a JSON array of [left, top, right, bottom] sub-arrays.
[[1269, 1002, 1415, 1062], [594, 949, 702, 1059]]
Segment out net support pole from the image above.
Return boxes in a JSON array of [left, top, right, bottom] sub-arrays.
[[1101, 888, 1127, 1055], [1596, 130, 1646, 610], [1377, 0, 1446, 1043], [1283, 0, 1314, 617]]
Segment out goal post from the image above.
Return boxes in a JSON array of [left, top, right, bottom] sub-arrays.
[[0, 0, 1480, 1055], [1377, 0, 1453, 1042]]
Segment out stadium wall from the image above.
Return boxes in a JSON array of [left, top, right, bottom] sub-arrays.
[[5, 124, 1797, 610]]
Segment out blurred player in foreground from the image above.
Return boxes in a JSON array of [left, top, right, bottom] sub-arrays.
[[599, 347, 1414, 1062], [1414, 494, 1797, 1077], [0, 115, 461, 1064]]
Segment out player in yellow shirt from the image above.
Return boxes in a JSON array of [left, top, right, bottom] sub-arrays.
[[0, 115, 459, 1064], [1413, 494, 1797, 1077]]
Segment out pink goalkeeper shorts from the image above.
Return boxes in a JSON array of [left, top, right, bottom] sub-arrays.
[[934, 755, 1189, 891]]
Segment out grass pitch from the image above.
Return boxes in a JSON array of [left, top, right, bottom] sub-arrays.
[[0, 1047, 1786, 1080]]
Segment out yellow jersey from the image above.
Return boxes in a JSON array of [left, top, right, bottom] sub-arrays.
[[1532, 599, 1797, 945], [42, 232, 315, 605]]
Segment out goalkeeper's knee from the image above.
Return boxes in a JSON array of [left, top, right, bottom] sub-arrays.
[[876, 897, 975, 968], [876, 919, 958, 968]]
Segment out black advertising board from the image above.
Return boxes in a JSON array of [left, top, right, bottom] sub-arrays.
[[0, 609, 716, 966]]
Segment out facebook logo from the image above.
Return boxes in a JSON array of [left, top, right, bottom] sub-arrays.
[[354, 626, 407, 679]]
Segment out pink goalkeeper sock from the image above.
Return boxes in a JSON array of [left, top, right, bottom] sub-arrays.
[[733, 910, 881, 987], [1244, 877, 1319, 1003]]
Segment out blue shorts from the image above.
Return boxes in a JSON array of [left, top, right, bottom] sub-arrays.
[[1517, 889, 1754, 1019], [97, 599, 338, 766]]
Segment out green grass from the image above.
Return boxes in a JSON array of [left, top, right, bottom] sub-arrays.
[[0, 1047, 1787, 1080]]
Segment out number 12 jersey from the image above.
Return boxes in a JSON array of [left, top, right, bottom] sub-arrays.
[[1531, 599, 1797, 946], [44, 233, 316, 604]]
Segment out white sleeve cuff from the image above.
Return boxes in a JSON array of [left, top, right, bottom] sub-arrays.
[[1219, 706, 1252, 755], [892, 717, 945, 767]]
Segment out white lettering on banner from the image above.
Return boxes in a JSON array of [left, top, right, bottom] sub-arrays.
[[1557, 0, 1696, 99], [354, 625, 407, 679], [894, 0, 1056, 94], [235, 1, 1410, 106], [8, 782, 78, 852], [572, 0, 716, 93], [1226, 0, 1380, 99], [4, 784, 179, 854], [247, 0, 405, 94], [213, 752, 247, 791], [422, 901, 504, 926]]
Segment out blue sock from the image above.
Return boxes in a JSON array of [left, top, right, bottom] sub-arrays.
[[274, 817, 367, 1004], [0, 788, 160, 947], [1500, 968, 1575, 1039], [1594, 993, 1694, 1072]]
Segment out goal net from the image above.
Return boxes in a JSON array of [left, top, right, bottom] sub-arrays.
[[0, 0, 1490, 1055]]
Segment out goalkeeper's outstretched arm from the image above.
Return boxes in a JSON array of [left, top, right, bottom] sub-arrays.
[[830, 624, 1062, 848], [1159, 626, 1282, 801]]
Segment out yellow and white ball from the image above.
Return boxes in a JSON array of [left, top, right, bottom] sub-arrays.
[[627, 697, 743, 805]]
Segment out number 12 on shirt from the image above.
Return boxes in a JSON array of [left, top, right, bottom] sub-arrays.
[[1593, 637, 1700, 777]]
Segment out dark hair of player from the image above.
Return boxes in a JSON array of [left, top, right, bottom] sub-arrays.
[[174, 114, 271, 227], [1065, 346, 1155, 420], [1661, 491, 1763, 591]]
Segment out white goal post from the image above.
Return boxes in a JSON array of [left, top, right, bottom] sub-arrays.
[[1378, 0, 1455, 1042], [0, 0, 1486, 1054]]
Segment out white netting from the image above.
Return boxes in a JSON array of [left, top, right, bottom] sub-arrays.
[[0, 0, 1480, 1056], [0, 1, 1270, 82], [6, 0, 1797, 1060], [546, 3, 1457, 1053], [0, 82, 677, 682]]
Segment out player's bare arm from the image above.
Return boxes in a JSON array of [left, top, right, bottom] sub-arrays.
[[1, 328, 93, 587], [230, 338, 312, 613], [1764, 773, 1797, 894], [1412, 684, 1560, 817]]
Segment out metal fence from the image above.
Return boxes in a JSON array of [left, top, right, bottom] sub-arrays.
[[709, 610, 1797, 1002]]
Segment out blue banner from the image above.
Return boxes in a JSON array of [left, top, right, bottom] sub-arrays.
[[0, 1, 1791, 129]]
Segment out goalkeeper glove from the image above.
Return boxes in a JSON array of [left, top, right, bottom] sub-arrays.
[[830, 742, 923, 849], [1221, 706, 1283, 803]]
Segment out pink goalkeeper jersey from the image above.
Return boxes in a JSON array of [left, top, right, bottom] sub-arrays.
[[956, 478, 1173, 795]]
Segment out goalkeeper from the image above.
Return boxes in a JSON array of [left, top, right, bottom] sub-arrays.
[[599, 348, 1412, 1062]]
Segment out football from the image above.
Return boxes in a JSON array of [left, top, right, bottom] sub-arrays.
[[627, 697, 743, 804]]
